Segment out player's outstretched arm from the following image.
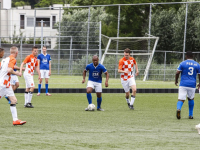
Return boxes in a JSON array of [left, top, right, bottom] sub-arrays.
[[175, 71, 181, 86], [105, 72, 109, 87], [82, 70, 87, 83]]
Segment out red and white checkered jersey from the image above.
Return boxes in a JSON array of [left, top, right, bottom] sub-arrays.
[[23, 54, 38, 76], [118, 57, 136, 81], [0, 55, 16, 88]]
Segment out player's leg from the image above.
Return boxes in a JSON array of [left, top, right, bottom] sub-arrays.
[[13, 81, 19, 91], [6, 87, 26, 125], [37, 70, 43, 96], [95, 82, 103, 111], [121, 79, 130, 107], [45, 70, 51, 96], [176, 86, 186, 119], [129, 78, 136, 110], [85, 81, 94, 111], [187, 88, 196, 119], [24, 74, 34, 108]]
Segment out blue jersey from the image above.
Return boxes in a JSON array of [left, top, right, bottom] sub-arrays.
[[85, 63, 107, 83], [37, 53, 51, 70], [177, 59, 200, 88]]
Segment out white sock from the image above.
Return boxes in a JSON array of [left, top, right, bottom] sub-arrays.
[[28, 92, 33, 103], [130, 96, 135, 105], [126, 98, 130, 104], [25, 93, 29, 105], [10, 105, 18, 121]]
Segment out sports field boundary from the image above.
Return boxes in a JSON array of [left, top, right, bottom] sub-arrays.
[[14, 88, 199, 93]]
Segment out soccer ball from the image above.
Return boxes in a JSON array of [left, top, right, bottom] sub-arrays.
[[88, 104, 95, 111]]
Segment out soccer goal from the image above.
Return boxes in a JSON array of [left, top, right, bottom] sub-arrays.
[[101, 35, 159, 81]]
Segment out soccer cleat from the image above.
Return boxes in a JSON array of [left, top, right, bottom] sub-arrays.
[[37, 93, 40, 96], [195, 124, 200, 135], [127, 103, 130, 107], [25, 103, 34, 108], [5, 96, 11, 104], [189, 116, 193, 119], [97, 108, 104, 111], [46, 93, 52, 96], [13, 120, 26, 126], [129, 105, 134, 110], [176, 109, 181, 119]]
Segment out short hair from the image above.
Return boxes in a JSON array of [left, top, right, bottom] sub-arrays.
[[124, 48, 131, 54], [32, 46, 38, 50], [43, 46, 47, 49], [186, 51, 193, 58], [10, 46, 18, 54], [0, 48, 4, 52]]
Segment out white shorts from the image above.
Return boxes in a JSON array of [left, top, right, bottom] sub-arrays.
[[87, 81, 102, 93], [10, 75, 19, 85], [40, 70, 50, 79], [178, 86, 196, 100], [121, 77, 136, 93], [0, 86, 14, 99], [23, 73, 34, 88]]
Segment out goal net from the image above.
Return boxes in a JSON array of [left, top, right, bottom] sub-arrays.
[[101, 35, 159, 81]]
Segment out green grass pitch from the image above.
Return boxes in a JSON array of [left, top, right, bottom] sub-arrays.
[[1, 93, 200, 149]]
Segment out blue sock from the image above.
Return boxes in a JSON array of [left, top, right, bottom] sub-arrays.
[[87, 93, 92, 104], [45, 84, 48, 93], [97, 97, 102, 109], [177, 101, 183, 110], [38, 84, 41, 93], [188, 100, 194, 117], [5, 96, 11, 104]]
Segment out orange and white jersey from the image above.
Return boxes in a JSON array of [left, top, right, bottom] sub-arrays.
[[0, 55, 16, 88], [118, 56, 136, 81], [23, 54, 38, 76]]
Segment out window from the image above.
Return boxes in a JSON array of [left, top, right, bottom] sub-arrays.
[[27, 17, 34, 27], [36, 18, 50, 27], [20, 15, 25, 29], [52, 16, 56, 29]]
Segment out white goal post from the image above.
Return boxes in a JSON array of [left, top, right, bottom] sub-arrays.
[[100, 36, 159, 81]]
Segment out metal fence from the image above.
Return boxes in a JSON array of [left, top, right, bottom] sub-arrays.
[[0, 1, 200, 80]]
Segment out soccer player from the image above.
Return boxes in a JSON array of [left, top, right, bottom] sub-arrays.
[[5, 47, 25, 104], [175, 51, 200, 119], [82, 55, 109, 111], [0, 47, 26, 125], [20, 46, 41, 108], [118, 48, 139, 110], [37, 46, 52, 96]]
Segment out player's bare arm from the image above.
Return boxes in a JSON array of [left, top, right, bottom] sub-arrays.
[[7, 67, 21, 77], [19, 62, 25, 74], [35, 65, 41, 80], [118, 69, 130, 74], [104, 71, 109, 87], [14, 65, 25, 71], [175, 70, 181, 86], [135, 63, 139, 76], [197, 74, 200, 89], [82, 69, 87, 83], [49, 61, 51, 76]]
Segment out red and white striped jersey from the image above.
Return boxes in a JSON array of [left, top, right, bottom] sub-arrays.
[[0, 55, 16, 88], [23, 54, 38, 76], [118, 56, 136, 81]]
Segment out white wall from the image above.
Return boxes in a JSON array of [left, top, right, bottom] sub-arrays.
[[3, 0, 11, 9]]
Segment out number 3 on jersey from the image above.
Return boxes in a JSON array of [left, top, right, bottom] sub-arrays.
[[188, 67, 194, 75]]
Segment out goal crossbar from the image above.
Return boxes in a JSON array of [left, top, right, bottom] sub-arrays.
[[101, 36, 159, 81]]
